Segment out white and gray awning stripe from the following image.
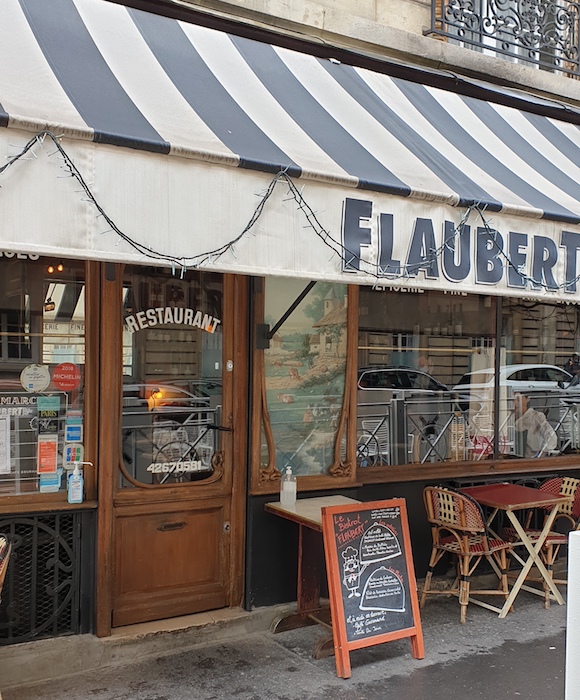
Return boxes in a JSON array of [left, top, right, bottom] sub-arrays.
[[1, 0, 580, 223]]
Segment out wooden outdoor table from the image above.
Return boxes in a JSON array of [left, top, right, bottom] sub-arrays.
[[265, 495, 360, 656], [461, 482, 572, 617]]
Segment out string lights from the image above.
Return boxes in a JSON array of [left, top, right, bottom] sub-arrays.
[[1, 130, 579, 293]]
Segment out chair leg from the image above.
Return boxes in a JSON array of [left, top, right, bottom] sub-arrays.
[[420, 569, 433, 608], [542, 544, 559, 609], [458, 556, 470, 624], [459, 582, 469, 624], [498, 549, 511, 610], [420, 547, 442, 608]]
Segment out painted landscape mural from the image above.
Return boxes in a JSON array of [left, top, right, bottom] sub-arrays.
[[263, 280, 348, 475]]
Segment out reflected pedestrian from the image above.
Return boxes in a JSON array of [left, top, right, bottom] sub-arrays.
[[563, 352, 580, 376], [514, 393, 557, 458], [418, 354, 433, 376]]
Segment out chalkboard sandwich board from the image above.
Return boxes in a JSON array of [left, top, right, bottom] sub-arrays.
[[321, 498, 424, 678]]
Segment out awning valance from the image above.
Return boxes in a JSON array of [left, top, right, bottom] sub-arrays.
[[2, 0, 580, 224]]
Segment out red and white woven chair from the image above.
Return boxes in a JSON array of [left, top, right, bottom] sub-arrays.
[[421, 486, 512, 623], [503, 476, 580, 608]]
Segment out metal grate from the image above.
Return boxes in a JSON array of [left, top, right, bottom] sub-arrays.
[[0, 512, 83, 644]]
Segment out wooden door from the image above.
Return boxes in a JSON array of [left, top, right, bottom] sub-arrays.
[[112, 497, 231, 626], [96, 266, 247, 632]]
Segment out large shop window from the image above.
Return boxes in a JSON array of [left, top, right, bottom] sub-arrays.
[[0, 256, 85, 496], [501, 300, 580, 460], [357, 288, 580, 468], [120, 267, 223, 487], [258, 279, 349, 480]]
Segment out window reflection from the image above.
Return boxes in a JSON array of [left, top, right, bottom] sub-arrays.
[[357, 289, 496, 466], [0, 256, 85, 495], [120, 267, 223, 487], [358, 290, 580, 467], [500, 301, 580, 460]]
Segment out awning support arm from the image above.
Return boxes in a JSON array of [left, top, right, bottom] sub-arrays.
[[256, 280, 316, 349]]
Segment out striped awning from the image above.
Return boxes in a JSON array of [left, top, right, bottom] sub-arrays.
[[2, 0, 580, 225]]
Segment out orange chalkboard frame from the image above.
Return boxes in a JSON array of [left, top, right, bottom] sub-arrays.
[[322, 498, 425, 678]]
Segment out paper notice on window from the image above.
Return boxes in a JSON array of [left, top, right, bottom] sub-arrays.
[[37, 434, 58, 474], [0, 417, 10, 474]]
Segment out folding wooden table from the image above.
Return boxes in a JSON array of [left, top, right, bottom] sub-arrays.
[[461, 482, 572, 618], [265, 495, 360, 656]]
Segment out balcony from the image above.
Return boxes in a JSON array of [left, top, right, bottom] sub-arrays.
[[426, 0, 580, 77]]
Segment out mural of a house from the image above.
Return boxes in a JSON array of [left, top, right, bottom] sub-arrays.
[[309, 333, 321, 354], [271, 332, 284, 353], [313, 289, 347, 356]]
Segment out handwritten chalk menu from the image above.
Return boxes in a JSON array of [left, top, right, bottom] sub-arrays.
[[322, 499, 424, 679]]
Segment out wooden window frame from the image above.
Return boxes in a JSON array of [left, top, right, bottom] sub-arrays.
[[0, 259, 98, 514], [249, 281, 359, 495]]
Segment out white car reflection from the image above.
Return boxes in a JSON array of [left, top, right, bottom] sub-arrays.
[[453, 364, 573, 397], [454, 364, 580, 459]]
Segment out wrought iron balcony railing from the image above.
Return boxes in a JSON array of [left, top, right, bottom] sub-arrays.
[[426, 0, 580, 77]]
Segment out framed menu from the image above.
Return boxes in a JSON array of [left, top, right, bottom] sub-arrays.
[[321, 498, 424, 678]]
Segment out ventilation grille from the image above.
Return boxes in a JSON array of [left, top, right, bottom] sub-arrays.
[[0, 512, 81, 644]]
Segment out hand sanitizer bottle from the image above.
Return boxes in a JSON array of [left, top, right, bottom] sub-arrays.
[[68, 463, 84, 504], [280, 465, 296, 508]]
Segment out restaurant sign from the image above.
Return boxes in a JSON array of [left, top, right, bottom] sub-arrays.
[[342, 197, 580, 295], [125, 307, 221, 333]]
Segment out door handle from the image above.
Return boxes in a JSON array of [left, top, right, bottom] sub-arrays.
[[157, 521, 186, 532]]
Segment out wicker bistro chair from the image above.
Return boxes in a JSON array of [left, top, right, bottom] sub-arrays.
[[503, 476, 580, 608], [421, 486, 512, 623]]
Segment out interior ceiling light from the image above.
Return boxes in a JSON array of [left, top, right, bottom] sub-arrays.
[[47, 263, 64, 274]]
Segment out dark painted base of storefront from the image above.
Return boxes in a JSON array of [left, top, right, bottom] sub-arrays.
[[245, 483, 435, 610], [245, 471, 580, 610]]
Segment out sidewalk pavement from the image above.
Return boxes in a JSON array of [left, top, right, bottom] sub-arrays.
[[3, 588, 568, 700]]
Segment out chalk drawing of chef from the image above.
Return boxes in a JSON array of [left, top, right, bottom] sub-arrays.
[[342, 546, 362, 598]]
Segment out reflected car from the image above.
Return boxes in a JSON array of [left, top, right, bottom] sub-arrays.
[[122, 382, 212, 417], [357, 367, 460, 464], [453, 364, 573, 398], [0, 377, 28, 392], [122, 382, 219, 482], [357, 367, 450, 394], [357, 366, 467, 421], [158, 378, 222, 409]]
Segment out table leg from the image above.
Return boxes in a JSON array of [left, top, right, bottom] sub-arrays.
[[498, 506, 564, 618], [271, 524, 326, 633]]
